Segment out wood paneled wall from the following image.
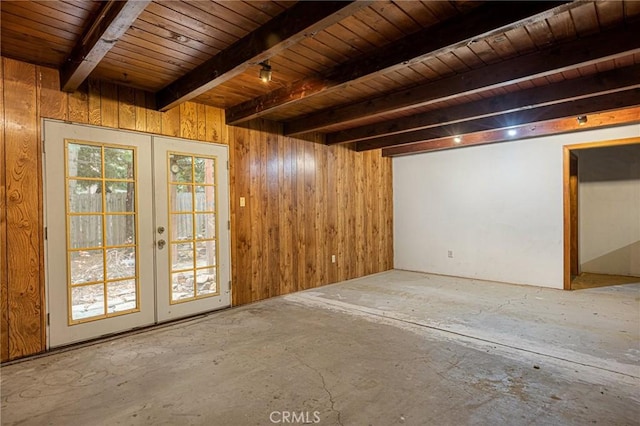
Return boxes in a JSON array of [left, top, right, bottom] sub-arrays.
[[2, 58, 43, 361], [0, 56, 393, 361], [230, 121, 392, 305]]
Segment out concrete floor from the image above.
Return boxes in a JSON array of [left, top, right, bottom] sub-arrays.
[[1, 270, 639, 425]]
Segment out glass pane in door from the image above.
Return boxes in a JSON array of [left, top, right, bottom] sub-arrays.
[[65, 141, 139, 323], [168, 152, 219, 303]]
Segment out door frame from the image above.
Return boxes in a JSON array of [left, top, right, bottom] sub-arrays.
[[42, 119, 232, 348], [562, 136, 640, 290]]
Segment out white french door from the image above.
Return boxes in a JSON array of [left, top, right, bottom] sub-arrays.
[[44, 120, 230, 348], [153, 136, 230, 322]]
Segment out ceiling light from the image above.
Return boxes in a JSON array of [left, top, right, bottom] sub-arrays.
[[453, 136, 462, 143], [577, 115, 588, 125], [259, 60, 272, 83], [507, 129, 518, 137]]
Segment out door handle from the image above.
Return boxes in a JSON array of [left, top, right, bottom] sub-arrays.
[[157, 239, 166, 249]]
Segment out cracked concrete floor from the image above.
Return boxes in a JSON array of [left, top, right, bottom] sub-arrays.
[[1, 270, 639, 425]]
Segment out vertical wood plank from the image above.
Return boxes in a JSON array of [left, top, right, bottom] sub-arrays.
[[38, 66, 67, 120], [249, 121, 264, 302], [134, 89, 147, 131], [233, 126, 251, 305], [118, 86, 136, 130], [349, 147, 357, 279], [342, 146, 349, 281], [266, 126, 280, 298], [345, 147, 357, 280], [161, 105, 180, 137], [370, 151, 381, 272], [326, 145, 338, 284], [68, 84, 89, 124], [180, 102, 197, 139], [364, 150, 374, 275], [295, 138, 306, 291], [0, 58, 9, 362], [288, 138, 299, 291], [259, 123, 272, 299], [355, 150, 365, 278], [228, 130, 237, 304], [205, 106, 221, 143], [196, 103, 207, 141], [4, 58, 43, 359], [279, 134, 294, 296], [145, 92, 162, 134], [218, 108, 228, 144], [336, 145, 346, 281], [88, 78, 101, 125], [304, 140, 317, 290], [100, 81, 118, 128], [231, 126, 241, 304], [315, 141, 327, 287]]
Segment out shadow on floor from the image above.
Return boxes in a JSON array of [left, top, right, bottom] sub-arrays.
[[571, 272, 640, 290]]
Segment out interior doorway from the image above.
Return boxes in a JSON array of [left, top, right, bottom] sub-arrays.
[[44, 120, 231, 347], [563, 136, 640, 290]]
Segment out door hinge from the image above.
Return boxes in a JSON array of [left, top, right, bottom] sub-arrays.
[[47, 313, 50, 326], [227, 160, 229, 170], [44, 227, 48, 240], [227, 220, 231, 230], [42, 139, 46, 154]]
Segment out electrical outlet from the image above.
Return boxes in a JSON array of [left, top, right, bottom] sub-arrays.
[[331, 254, 336, 263], [239, 197, 246, 207], [447, 250, 454, 258]]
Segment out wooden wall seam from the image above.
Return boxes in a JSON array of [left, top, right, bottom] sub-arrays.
[[0, 57, 394, 361], [36, 66, 46, 352], [1, 57, 9, 361]]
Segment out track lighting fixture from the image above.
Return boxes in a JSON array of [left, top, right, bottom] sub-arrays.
[[577, 115, 588, 125]]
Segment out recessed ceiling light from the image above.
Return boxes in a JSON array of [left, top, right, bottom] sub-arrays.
[[453, 136, 462, 143], [577, 115, 588, 125], [507, 129, 518, 137]]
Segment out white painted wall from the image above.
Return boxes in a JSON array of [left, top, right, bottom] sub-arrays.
[[578, 145, 640, 276], [393, 124, 640, 289]]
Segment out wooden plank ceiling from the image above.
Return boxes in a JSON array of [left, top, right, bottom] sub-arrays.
[[2, 0, 639, 155]]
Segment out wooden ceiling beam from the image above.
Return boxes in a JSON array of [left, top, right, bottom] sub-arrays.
[[226, 1, 571, 126], [356, 88, 640, 153], [289, 24, 640, 137], [328, 64, 640, 145], [381, 106, 640, 157], [155, 1, 372, 112], [60, 0, 150, 92]]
